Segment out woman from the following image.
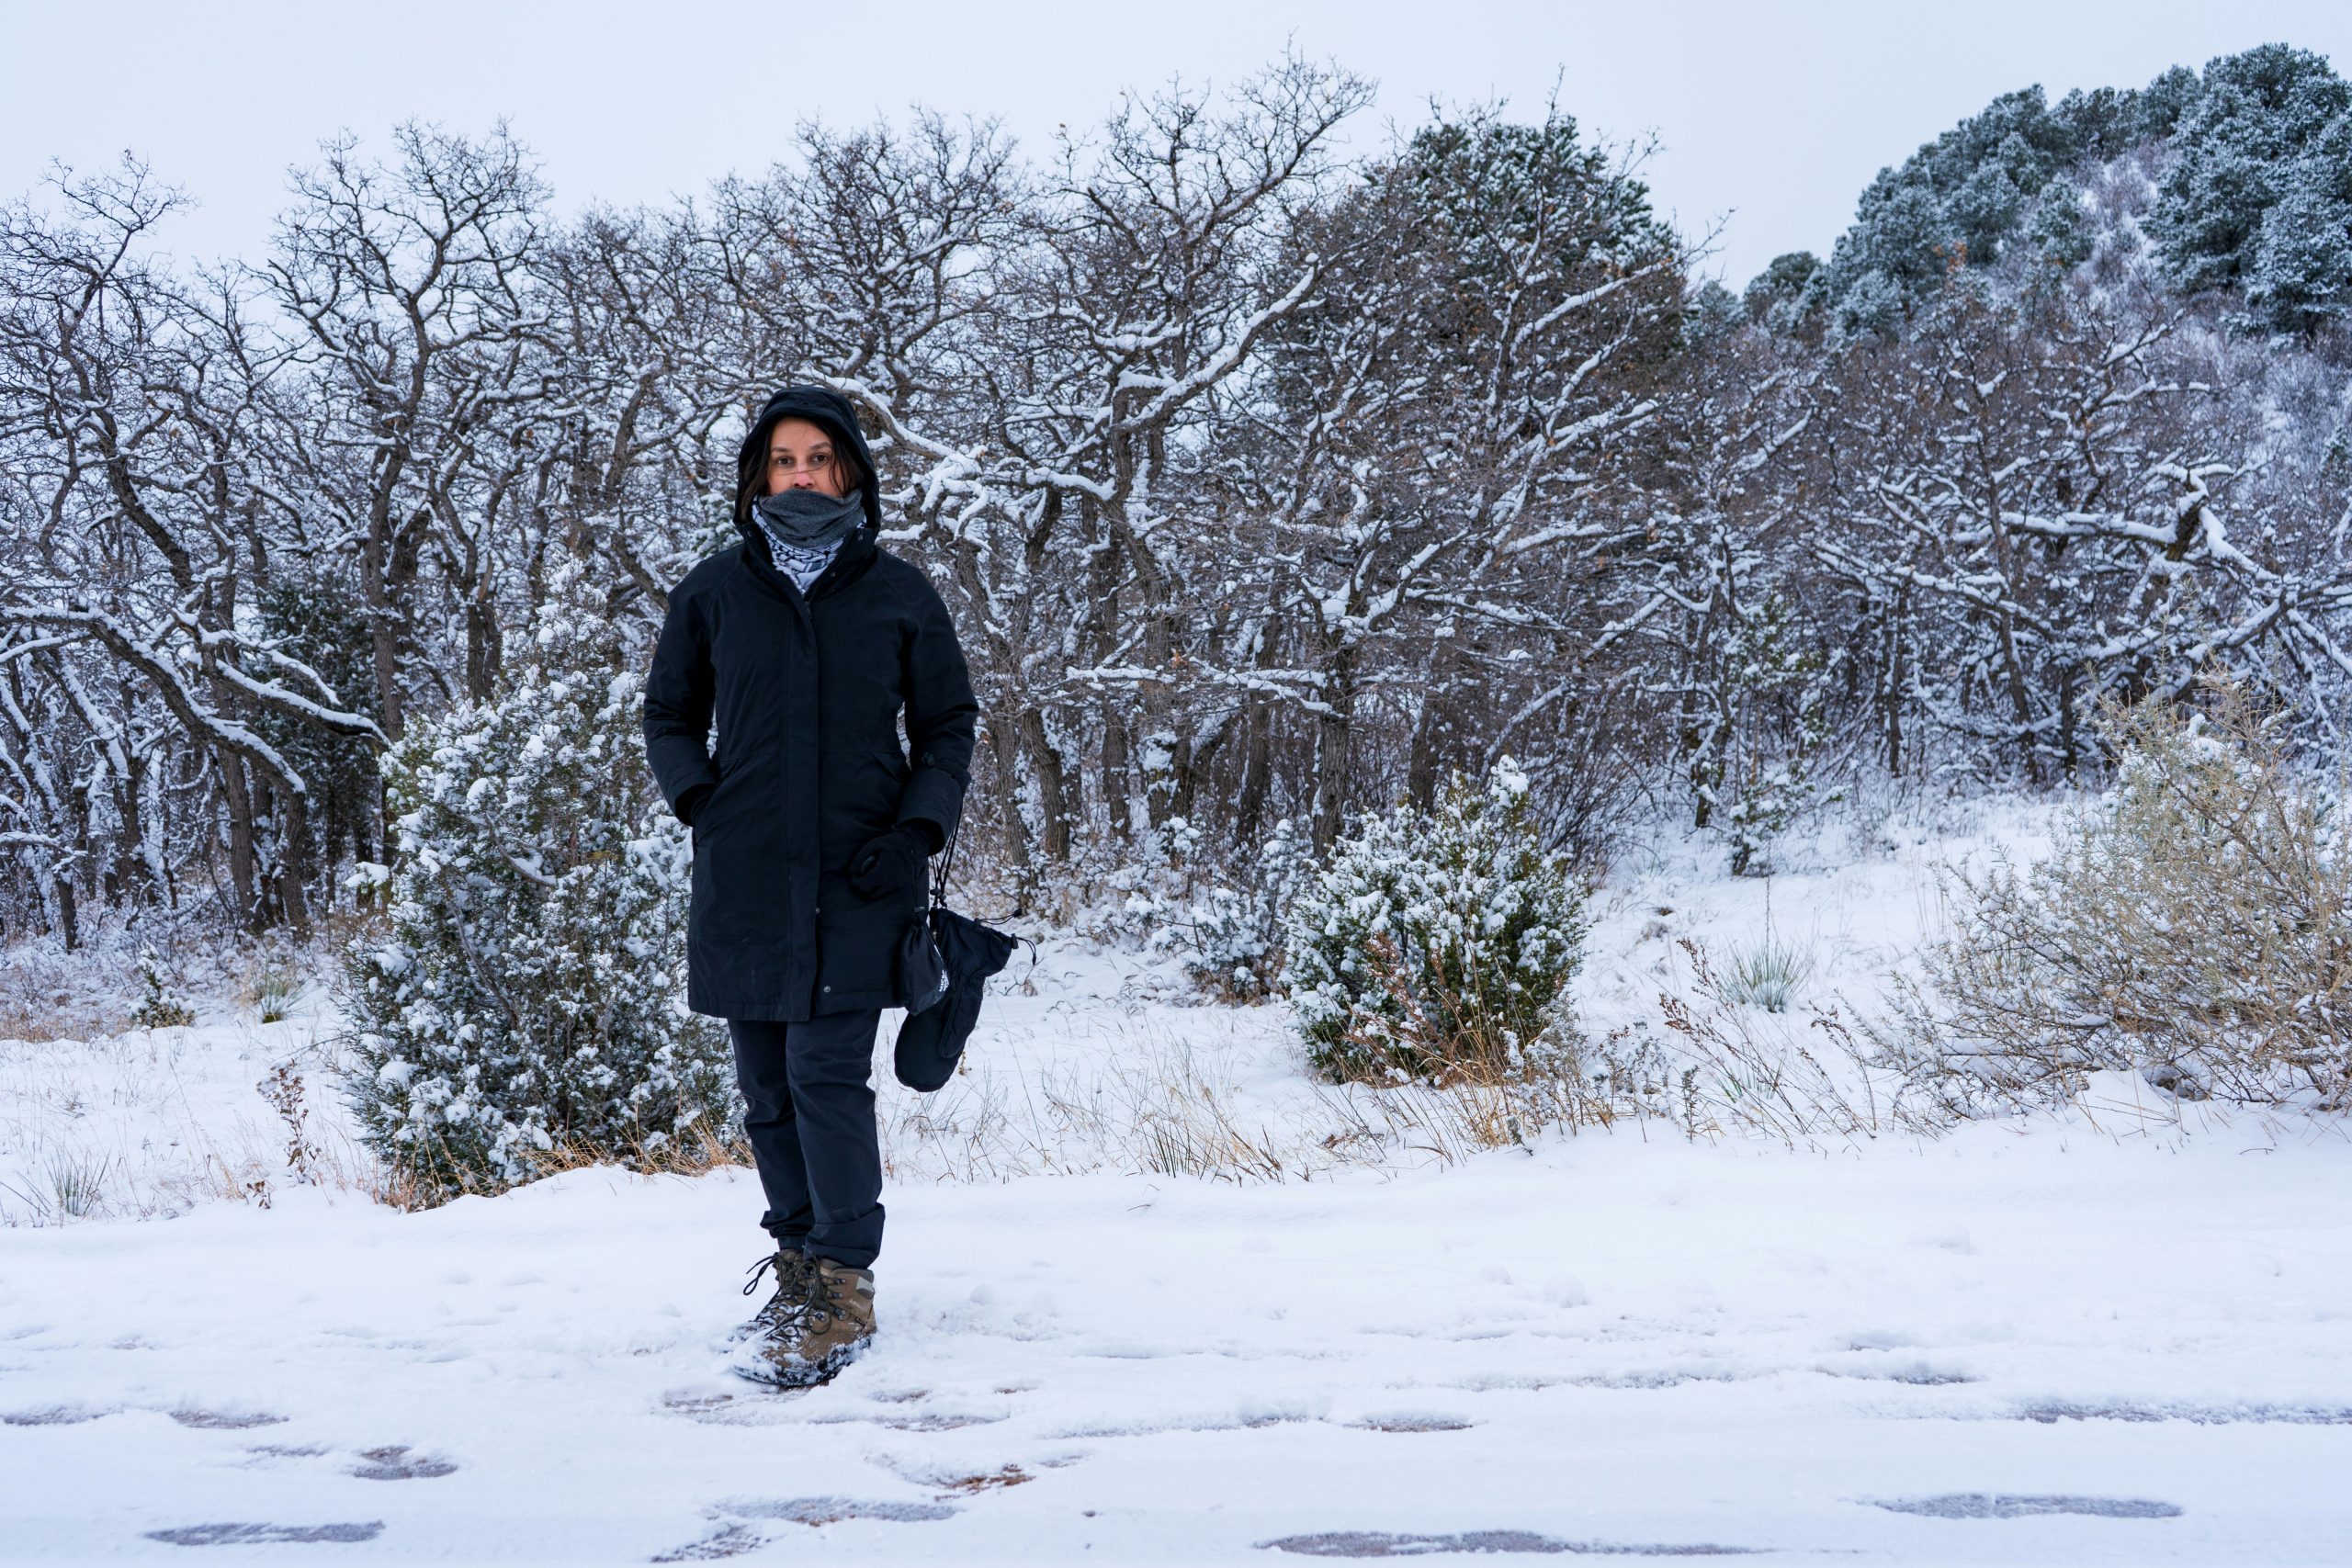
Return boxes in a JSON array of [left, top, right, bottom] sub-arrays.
[[642, 385, 978, 1388]]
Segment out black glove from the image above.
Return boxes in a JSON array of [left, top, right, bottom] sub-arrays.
[[847, 822, 936, 900]]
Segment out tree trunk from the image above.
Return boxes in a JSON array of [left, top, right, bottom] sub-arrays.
[[1405, 639, 1462, 811], [53, 870, 78, 952], [277, 787, 312, 931], [465, 587, 502, 705], [984, 712, 1035, 908], [1236, 690, 1272, 849], [1014, 703, 1076, 862], [1311, 640, 1359, 852], [1102, 707, 1133, 841], [218, 749, 261, 932], [361, 505, 406, 741]]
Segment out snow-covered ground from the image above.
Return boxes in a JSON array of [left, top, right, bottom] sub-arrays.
[[5, 800, 2351, 1563]]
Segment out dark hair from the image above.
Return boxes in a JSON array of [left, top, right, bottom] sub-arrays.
[[733, 408, 870, 525]]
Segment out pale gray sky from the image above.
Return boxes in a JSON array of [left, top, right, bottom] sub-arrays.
[[4, 0, 2346, 289]]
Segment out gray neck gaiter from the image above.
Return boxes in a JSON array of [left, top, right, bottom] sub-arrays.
[[752, 487, 865, 552]]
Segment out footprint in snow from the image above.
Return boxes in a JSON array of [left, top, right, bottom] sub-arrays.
[[1818, 1361, 1979, 1385], [1053, 1409, 1317, 1438], [347, 1445, 458, 1481], [806, 1407, 1004, 1431], [1348, 1414, 1474, 1433], [876, 1412, 1003, 1432], [170, 1408, 288, 1429], [144, 1522, 382, 1546], [2017, 1399, 2352, 1426], [1570, 1369, 1755, 1390], [717, 1496, 956, 1525], [651, 1522, 766, 1561], [2, 1404, 111, 1426], [1871, 1494, 2181, 1519], [933, 1464, 1033, 1495], [661, 1385, 816, 1421], [662, 1391, 739, 1416], [1261, 1529, 1759, 1556]]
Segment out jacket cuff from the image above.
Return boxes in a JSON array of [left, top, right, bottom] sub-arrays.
[[895, 767, 964, 841], [676, 782, 716, 828]]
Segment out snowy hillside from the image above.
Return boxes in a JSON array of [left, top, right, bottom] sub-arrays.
[[6, 804, 2350, 1563]]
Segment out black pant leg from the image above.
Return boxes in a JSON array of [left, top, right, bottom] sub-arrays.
[[728, 1018, 813, 1247], [783, 1008, 887, 1269]]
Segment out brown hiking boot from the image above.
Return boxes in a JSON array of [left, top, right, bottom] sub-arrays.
[[733, 1256, 876, 1389]]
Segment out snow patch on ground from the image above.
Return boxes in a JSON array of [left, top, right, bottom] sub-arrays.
[[5, 799, 2350, 1562]]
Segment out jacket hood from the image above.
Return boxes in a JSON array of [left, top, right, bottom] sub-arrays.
[[736, 385, 885, 534]]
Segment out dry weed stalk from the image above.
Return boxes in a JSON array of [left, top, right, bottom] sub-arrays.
[[257, 1063, 322, 1185], [1647, 939, 1904, 1147]]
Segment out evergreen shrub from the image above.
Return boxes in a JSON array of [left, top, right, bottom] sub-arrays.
[[340, 566, 732, 1201], [131, 947, 194, 1030], [1282, 760, 1587, 1082]]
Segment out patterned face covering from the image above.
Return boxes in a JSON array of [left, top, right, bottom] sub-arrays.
[[751, 488, 865, 592]]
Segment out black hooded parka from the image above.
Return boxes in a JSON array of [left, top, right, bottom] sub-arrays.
[[642, 387, 978, 1021]]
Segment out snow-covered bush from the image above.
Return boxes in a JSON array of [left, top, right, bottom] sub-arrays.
[[1150, 816, 1311, 1000], [1282, 760, 1587, 1081], [1888, 685, 2352, 1112], [340, 566, 731, 1201], [130, 947, 194, 1030]]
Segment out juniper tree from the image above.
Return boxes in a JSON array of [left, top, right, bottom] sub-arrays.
[[342, 561, 730, 1201]]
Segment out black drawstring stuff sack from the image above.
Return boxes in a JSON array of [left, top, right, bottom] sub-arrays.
[[895, 914, 951, 1017], [891, 830, 1022, 1091]]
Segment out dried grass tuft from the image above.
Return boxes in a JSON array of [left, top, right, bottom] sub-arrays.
[[1878, 682, 2352, 1118]]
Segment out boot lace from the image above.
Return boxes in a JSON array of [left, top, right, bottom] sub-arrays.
[[742, 1248, 814, 1310], [805, 1264, 844, 1330]]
